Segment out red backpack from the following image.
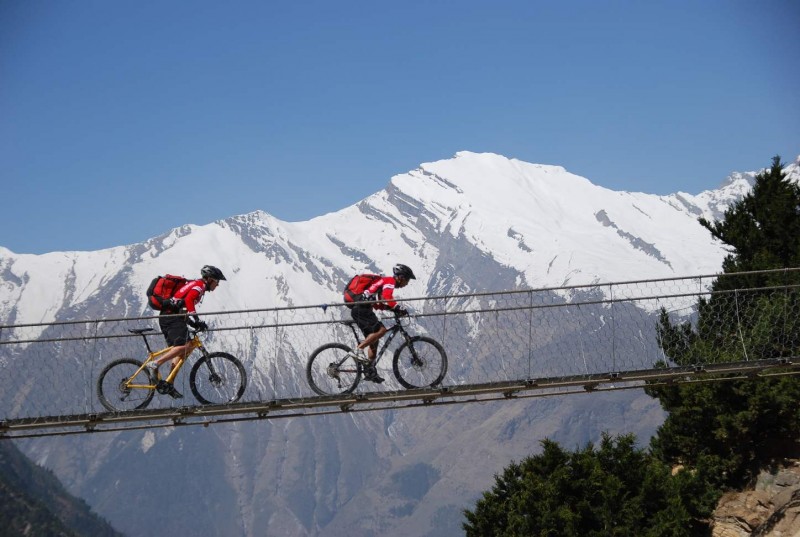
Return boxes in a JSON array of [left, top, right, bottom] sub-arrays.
[[146, 274, 188, 310], [343, 274, 381, 308]]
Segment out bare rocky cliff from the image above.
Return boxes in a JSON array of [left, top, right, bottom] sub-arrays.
[[711, 460, 800, 537]]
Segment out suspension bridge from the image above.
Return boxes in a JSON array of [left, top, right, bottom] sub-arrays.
[[1, 268, 798, 439]]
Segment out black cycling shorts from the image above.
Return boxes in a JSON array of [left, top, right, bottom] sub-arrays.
[[159, 314, 190, 346], [351, 304, 384, 338]]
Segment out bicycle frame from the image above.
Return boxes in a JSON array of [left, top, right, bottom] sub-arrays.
[[126, 328, 205, 389], [343, 317, 410, 366], [99, 326, 247, 412]]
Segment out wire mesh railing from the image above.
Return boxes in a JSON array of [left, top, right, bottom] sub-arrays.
[[1, 268, 799, 429]]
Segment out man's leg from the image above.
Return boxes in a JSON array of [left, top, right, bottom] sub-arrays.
[[351, 306, 386, 383], [155, 343, 191, 368], [155, 316, 190, 397], [358, 325, 387, 358]]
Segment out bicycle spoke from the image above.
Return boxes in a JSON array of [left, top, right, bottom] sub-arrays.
[[307, 343, 361, 395]]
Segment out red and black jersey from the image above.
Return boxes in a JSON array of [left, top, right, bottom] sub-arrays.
[[173, 279, 207, 314], [362, 276, 399, 310]]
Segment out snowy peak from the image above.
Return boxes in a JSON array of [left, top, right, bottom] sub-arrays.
[[370, 151, 729, 286], [717, 171, 756, 192], [785, 155, 800, 182], [690, 154, 800, 222]]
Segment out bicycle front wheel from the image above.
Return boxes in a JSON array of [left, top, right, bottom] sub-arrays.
[[393, 336, 448, 389], [97, 358, 155, 412], [306, 343, 361, 396], [189, 352, 247, 405]]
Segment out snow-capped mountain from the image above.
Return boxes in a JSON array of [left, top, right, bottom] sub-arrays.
[[7, 151, 797, 329], [1, 151, 798, 537]]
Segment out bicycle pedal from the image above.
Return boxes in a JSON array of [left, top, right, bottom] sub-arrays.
[[156, 380, 171, 394]]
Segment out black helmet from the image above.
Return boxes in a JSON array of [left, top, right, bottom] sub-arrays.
[[393, 264, 416, 280], [201, 265, 226, 281]]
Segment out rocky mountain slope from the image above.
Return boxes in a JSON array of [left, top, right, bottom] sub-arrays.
[[711, 461, 800, 536]]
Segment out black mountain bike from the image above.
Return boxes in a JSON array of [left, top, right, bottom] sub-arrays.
[[306, 314, 447, 395]]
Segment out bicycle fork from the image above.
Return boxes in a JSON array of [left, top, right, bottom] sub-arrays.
[[402, 333, 425, 368], [196, 346, 224, 386]]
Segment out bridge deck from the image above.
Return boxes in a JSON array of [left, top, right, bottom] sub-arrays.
[[2, 357, 796, 439]]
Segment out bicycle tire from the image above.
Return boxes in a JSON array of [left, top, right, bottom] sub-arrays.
[[97, 358, 155, 412], [392, 336, 448, 389], [306, 343, 362, 396], [189, 352, 247, 405]]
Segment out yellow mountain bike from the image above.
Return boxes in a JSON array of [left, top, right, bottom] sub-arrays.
[[97, 327, 246, 412]]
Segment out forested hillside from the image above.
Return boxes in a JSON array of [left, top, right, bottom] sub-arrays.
[[0, 440, 124, 537]]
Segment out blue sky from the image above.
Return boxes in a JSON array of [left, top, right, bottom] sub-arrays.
[[2, 1, 798, 254]]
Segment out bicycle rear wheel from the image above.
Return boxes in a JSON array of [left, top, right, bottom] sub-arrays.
[[393, 336, 448, 389], [189, 352, 247, 405], [306, 343, 362, 395], [97, 358, 155, 412]]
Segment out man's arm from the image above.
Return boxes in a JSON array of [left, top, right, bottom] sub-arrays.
[[380, 281, 398, 310]]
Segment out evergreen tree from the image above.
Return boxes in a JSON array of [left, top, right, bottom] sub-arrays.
[[648, 155, 800, 488], [463, 434, 701, 537]]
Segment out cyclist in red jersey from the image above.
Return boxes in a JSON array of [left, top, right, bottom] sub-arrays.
[[148, 265, 226, 398], [350, 264, 416, 383]]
